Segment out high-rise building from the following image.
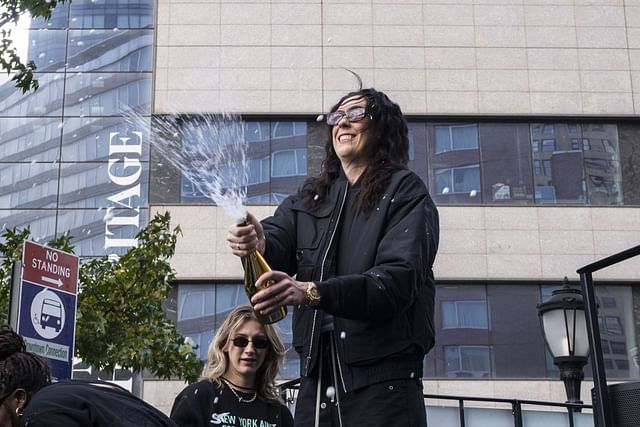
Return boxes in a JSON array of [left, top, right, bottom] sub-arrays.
[[1, 0, 639, 418]]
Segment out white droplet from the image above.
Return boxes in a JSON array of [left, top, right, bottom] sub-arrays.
[[316, 114, 324, 122], [313, 194, 319, 201], [442, 187, 450, 194], [38, 52, 46, 58], [103, 210, 114, 222], [470, 190, 477, 197], [326, 386, 335, 399], [340, 331, 346, 339], [213, 397, 219, 404]]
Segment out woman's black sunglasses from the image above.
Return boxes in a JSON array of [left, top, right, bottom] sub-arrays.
[[231, 336, 271, 349]]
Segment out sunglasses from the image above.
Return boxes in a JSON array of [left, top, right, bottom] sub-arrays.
[[231, 336, 271, 350], [326, 107, 368, 126]]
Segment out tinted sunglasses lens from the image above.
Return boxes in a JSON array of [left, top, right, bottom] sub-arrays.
[[347, 108, 366, 122], [327, 111, 344, 126], [252, 338, 270, 349], [232, 337, 249, 347], [231, 337, 270, 349]]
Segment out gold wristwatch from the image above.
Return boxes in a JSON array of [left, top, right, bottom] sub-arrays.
[[305, 282, 321, 307]]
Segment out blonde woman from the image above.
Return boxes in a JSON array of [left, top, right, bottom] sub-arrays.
[[170, 305, 293, 427]]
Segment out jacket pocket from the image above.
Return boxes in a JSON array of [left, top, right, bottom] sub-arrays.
[[291, 204, 332, 266]]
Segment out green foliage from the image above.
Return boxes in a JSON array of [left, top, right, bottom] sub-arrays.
[[0, 227, 31, 322], [1, 0, 69, 93], [0, 212, 202, 382]]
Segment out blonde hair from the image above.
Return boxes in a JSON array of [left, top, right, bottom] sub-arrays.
[[203, 305, 285, 402]]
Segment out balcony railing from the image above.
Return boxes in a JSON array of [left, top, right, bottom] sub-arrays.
[[277, 378, 594, 427]]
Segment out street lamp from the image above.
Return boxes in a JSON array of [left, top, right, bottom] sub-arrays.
[[537, 277, 590, 409]]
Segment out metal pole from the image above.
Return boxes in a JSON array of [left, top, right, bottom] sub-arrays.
[[458, 399, 465, 427], [512, 401, 523, 427], [580, 272, 613, 427]]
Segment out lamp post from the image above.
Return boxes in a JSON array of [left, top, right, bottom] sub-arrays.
[[537, 277, 590, 410]]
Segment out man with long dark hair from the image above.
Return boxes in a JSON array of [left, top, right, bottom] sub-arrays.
[[228, 86, 439, 426]]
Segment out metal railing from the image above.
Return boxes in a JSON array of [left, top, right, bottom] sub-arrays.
[[277, 378, 593, 427]]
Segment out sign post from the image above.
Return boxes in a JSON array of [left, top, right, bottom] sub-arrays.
[[16, 241, 79, 380]]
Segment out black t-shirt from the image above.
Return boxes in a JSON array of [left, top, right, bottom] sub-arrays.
[[20, 380, 177, 427], [170, 380, 293, 427]]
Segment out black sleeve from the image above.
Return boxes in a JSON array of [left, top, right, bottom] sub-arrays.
[[280, 404, 294, 427], [20, 411, 90, 427]]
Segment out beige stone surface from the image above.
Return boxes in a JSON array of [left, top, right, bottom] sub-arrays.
[[155, 0, 640, 117]]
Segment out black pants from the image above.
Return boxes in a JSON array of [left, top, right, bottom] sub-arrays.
[[294, 333, 427, 427]]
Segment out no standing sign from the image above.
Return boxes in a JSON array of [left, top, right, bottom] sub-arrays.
[[16, 241, 79, 380]]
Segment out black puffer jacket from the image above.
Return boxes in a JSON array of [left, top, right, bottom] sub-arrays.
[[262, 169, 439, 392]]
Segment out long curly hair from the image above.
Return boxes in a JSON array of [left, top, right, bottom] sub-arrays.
[[303, 87, 409, 213], [202, 305, 285, 402], [0, 326, 51, 406]]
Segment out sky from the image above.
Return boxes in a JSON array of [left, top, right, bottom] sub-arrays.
[[0, 8, 32, 85]]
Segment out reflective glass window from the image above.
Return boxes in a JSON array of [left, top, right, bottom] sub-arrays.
[[0, 73, 65, 117], [582, 124, 621, 205], [29, 3, 70, 29], [64, 72, 152, 116], [245, 122, 270, 143], [407, 122, 428, 184], [0, 210, 57, 243], [57, 207, 148, 256], [435, 124, 478, 153], [530, 123, 585, 204], [69, 0, 155, 29], [272, 149, 307, 177], [58, 161, 149, 208], [61, 116, 151, 162], [619, 122, 640, 205], [0, 118, 63, 162], [479, 123, 533, 204], [0, 163, 60, 208], [67, 30, 154, 72], [435, 165, 480, 195], [442, 301, 488, 329], [444, 345, 493, 378], [429, 123, 480, 204], [7, 29, 67, 72]]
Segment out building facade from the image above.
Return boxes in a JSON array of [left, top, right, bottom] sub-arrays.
[[1, 0, 640, 417]]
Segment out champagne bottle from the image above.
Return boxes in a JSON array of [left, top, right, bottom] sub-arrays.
[[239, 222, 287, 324]]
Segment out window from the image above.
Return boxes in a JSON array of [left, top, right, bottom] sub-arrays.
[[248, 157, 269, 184], [615, 359, 629, 371], [442, 301, 488, 329], [604, 316, 624, 335], [531, 140, 540, 152], [271, 149, 307, 177], [244, 122, 270, 143], [271, 121, 307, 139], [542, 139, 555, 152], [444, 345, 492, 378], [435, 165, 480, 195], [610, 341, 626, 355], [435, 124, 478, 153]]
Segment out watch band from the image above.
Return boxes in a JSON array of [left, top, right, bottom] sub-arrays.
[[305, 281, 321, 307]]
